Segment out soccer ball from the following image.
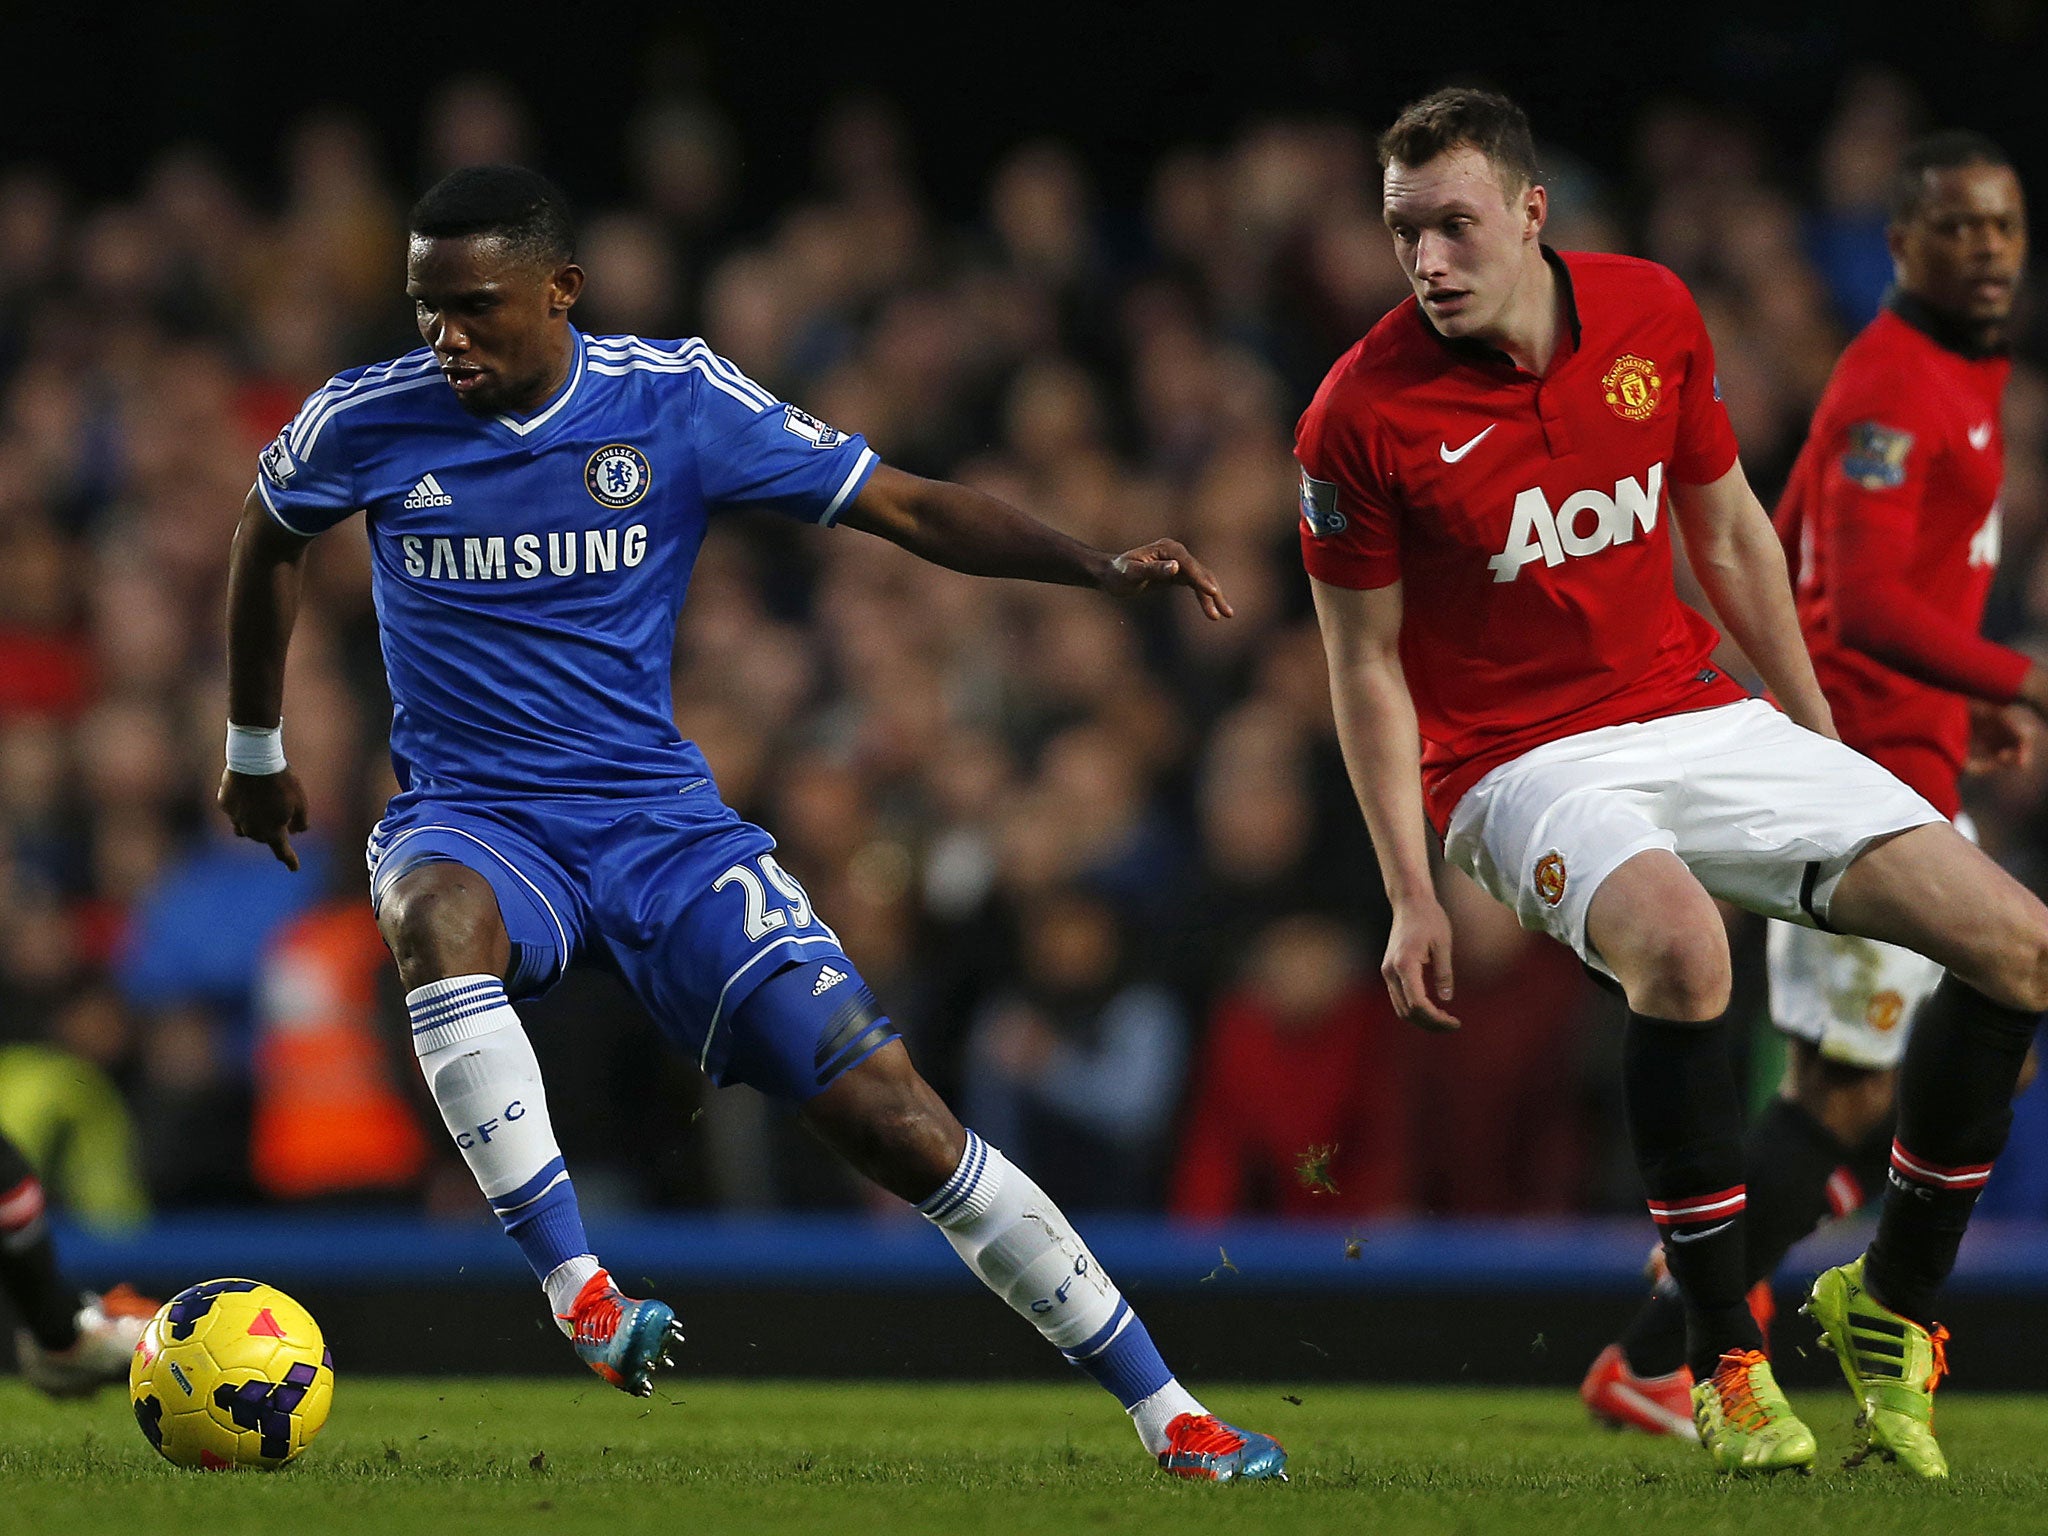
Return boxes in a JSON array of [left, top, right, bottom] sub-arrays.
[[128, 1279, 334, 1470]]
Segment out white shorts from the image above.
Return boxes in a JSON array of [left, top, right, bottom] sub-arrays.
[[1762, 813, 1972, 1070], [1443, 700, 1943, 979]]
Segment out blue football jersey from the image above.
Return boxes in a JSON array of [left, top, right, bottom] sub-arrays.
[[254, 330, 878, 800]]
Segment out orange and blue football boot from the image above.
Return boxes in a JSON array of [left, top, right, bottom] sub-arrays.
[[558, 1269, 683, 1397], [1157, 1412, 1289, 1482]]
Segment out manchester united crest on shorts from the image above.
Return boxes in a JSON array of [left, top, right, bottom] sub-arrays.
[[1533, 850, 1567, 907], [1601, 355, 1663, 422], [585, 444, 651, 508], [1866, 990, 1905, 1032]]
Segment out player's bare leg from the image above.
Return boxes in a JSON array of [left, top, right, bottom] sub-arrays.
[[1584, 851, 1733, 1021], [1586, 851, 1814, 1469], [792, 1037, 964, 1199], [378, 860, 514, 983], [1799, 825, 2048, 1475], [379, 861, 680, 1395], [1828, 824, 2048, 1007], [798, 1039, 1286, 1480]]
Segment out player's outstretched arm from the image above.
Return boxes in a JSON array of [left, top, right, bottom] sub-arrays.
[[1310, 575, 1459, 1031], [1669, 460, 1837, 740], [1815, 432, 2048, 725], [839, 465, 1232, 619], [218, 486, 315, 871], [1965, 699, 2034, 775]]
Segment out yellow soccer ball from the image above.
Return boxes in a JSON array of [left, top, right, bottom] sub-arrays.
[[129, 1278, 334, 1470]]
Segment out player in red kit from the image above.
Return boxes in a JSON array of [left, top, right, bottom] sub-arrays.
[[1586, 131, 2037, 1443], [1304, 89, 2048, 1476]]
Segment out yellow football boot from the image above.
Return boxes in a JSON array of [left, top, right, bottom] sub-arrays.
[[1690, 1350, 1817, 1473], [1805, 1258, 1949, 1479]]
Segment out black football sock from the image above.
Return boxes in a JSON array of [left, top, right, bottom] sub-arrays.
[[1617, 1273, 1688, 1379], [1618, 1093, 1856, 1376], [0, 1135, 81, 1352], [1865, 975, 2036, 1325], [1741, 1095, 1860, 1284], [1619, 1093, 1855, 1377], [1843, 1118, 1896, 1210], [1622, 1010, 1761, 1379]]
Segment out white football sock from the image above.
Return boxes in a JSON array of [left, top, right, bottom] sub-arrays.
[[919, 1130, 1204, 1453], [408, 975, 596, 1303], [1129, 1380, 1206, 1453], [919, 1132, 1118, 1350], [542, 1255, 604, 1320]]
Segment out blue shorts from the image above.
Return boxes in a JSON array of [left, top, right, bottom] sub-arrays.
[[366, 784, 896, 1098]]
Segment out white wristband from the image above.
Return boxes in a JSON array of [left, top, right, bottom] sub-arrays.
[[226, 721, 287, 776]]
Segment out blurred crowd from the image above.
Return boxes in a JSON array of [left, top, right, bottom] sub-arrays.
[[3, 67, 2047, 1230]]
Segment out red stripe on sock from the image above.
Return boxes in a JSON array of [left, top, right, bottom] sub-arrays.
[[1824, 1167, 1863, 1220], [1646, 1185, 1746, 1226], [0, 1176, 45, 1233], [1891, 1140, 1993, 1190]]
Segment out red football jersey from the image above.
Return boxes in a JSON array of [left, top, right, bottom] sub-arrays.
[[1298, 250, 1747, 831], [1775, 299, 2021, 818]]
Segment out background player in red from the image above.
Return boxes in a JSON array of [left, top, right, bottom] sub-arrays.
[[0, 1128, 154, 1397], [1303, 88, 2048, 1476], [1584, 131, 2037, 1438]]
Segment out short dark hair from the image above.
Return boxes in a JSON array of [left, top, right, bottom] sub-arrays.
[[408, 165, 575, 268], [1889, 130, 2014, 223], [1378, 88, 1542, 192]]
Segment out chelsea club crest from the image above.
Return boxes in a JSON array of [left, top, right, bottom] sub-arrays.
[[585, 444, 651, 508]]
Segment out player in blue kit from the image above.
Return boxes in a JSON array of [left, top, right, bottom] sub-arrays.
[[217, 166, 1285, 1482]]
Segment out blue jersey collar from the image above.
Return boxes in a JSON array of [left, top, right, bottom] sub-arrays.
[[495, 329, 586, 438]]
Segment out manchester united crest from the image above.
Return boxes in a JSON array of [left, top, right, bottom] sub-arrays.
[[1602, 354, 1663, 422], [1533, 851, 1568, 908], [1866, 990, 1905, 1033]]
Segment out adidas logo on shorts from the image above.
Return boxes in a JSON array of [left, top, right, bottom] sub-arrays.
[[813, 965, 847, 997], [404, 473, 454, 509]]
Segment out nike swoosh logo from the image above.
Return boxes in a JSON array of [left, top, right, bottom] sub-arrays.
[[1666, 1219, 1735, 1244], [1440, 425, 1496, 463], [1969, 422, 1993, 450]]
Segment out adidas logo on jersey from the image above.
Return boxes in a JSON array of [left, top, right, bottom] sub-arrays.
[[813, 965, 848, 997], [1488, 462, 1664, 583], [404, 473, 455, 509]]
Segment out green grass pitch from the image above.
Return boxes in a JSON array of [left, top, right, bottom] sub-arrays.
[[7, 1378, 2048, 1535]]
